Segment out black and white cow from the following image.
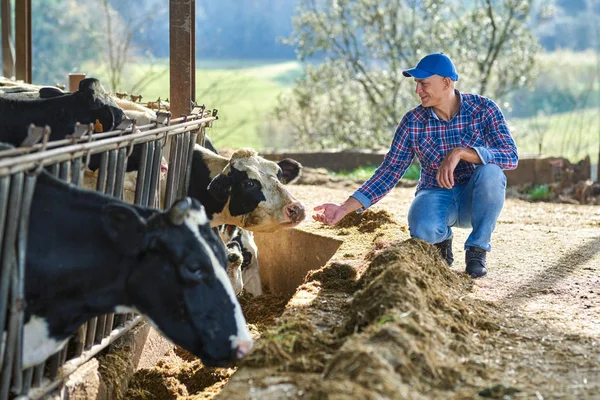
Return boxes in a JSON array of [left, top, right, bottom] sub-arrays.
[[224, 240, 245, 295], [7, 167, 252, 369], [217, 224, 262, 296], [189, 144, 305, 232], [0, 78, 127, 151]]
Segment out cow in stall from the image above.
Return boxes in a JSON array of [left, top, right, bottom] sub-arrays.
[[0, 145, 253, 368], [0, 78, 128, 151], [0, 79, 168, 204], [224, 240, 245, 295]]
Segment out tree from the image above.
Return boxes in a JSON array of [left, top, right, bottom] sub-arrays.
[[90, 0, 167, 93], [275, 0, 540, 150]]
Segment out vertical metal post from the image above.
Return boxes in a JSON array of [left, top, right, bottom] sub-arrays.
[[170, 0, 195, 118], [1, 0, 14, 78], [14, 0, 31, 83]]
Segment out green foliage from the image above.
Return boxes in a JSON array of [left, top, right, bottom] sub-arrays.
[[527, 184, 552, 201], [507, 50, 600, 118], [276, 0, 540, 150]]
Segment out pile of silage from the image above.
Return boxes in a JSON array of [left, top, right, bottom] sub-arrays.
[[122, 291, 289, 399], [239, 238, 504, 399]]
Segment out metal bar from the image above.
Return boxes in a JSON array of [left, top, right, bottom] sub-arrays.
[[21, 367, 33, 393], [71, 158, 83, 186], [84, 318, 97, 350], [0, 176, 23, 400], [0, 177, 9, 369], [32, 363, 44, 387], [47, 353, 60, 380], [103, 313, 115, 338], [170, 0, 194, 118], [133, 142, 148, 205], [163, 136, 181, 208], [58, 161, 70, 182], [9, 173, 36, 394], [1, 0, 14, 78], [147, 140, 162, 208], [14, 0, 31, 83], [0, 117, 216, 175], [0, 174, 23, 361], [95, 153, 109, 193], [0, 114, 209, 158], [113, 148, 127, 200], [141, 143, 155, 206], [94, 315, 107, 344], [104, 151, 117, 196], [183, 131, 198, 199], [47, 163, 59, 177], [26, 316, 142, 400], [73, 323, 87, 358], [178, 131, 192, 199]]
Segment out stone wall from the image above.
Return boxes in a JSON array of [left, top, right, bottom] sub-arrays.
[[261, 151, 593, 186]]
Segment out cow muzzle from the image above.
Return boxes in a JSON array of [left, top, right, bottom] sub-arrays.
[[285, 202, 306, 223]]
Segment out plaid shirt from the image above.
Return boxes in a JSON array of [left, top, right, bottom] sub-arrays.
[[352, 91, 518, 209]]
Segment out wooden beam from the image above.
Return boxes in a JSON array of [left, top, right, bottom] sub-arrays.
[[1, 0, 14, 78], [169, 0, 196, 118], [15, 0, 32, 82]]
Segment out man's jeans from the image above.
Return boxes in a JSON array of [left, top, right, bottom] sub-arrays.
[[407, 164, 507, 252]]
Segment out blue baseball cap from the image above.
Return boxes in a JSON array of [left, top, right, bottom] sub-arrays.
[[402, 53, 459, 81]]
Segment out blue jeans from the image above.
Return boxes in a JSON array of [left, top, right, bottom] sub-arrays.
[[407, 164, 506, 252]]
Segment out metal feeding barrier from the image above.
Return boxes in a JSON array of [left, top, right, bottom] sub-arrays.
[[0, 106, 216, 399]]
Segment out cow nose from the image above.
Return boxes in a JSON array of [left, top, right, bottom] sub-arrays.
[[236, 340, 253, 359], [285, 202, 306, 222]]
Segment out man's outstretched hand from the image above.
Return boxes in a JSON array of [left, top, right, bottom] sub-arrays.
[[312, 197, 363, 226]]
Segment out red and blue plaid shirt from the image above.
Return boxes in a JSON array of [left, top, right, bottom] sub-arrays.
[[352, 91, 518, 209]]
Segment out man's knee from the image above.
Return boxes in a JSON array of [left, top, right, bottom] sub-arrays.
[[408, 222, 447, 244], [474, 164, 506, 186]]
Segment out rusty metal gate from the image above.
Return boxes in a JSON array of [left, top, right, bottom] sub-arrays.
[[0, 107, 215, 399]]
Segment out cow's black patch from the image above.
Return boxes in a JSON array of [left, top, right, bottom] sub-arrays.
[[227, 167, 266, 217], [188, 149, 228, 219]]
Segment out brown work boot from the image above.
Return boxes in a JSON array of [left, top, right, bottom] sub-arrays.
[[465, 247, 487, 278], [434, 237, 454, 266]]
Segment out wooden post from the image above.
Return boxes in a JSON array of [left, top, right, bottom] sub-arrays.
[[1, 0, 14, 78], [169, 0, 195, 118], [69, 73, 87, 92], [15, 0, 32, 82]]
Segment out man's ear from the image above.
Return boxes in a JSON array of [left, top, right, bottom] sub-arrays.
[[207, 173, 233, 202], [101, 203, 147, 256]]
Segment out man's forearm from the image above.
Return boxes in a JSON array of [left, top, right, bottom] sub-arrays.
[[341, 196, 364, 214], [452, 147, 482, 164]]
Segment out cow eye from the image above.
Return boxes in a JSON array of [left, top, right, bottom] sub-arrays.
[[242, 180, 255, 190]]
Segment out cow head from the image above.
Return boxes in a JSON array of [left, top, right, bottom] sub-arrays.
[[207, 148, 306, 232], [102, 197, 253, 366], [225, 240, 244, 295], [76, 78, 128, 132]]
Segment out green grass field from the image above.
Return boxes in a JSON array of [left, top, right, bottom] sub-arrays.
[[509, 108, 599, 162], [84, 55, 599, 162], [85, 59, 303, 150]]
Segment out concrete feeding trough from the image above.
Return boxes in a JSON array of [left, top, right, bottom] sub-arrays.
[[253, 229, 343, 299]]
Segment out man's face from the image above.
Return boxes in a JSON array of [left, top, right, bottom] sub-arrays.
[[414, 75, 447, 107]]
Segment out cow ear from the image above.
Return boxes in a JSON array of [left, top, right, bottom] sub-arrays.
[[207, 173, 232, 202], [102, 203, 147, 255], [39, 87, 65, 99], [278, 158, 302, 184]]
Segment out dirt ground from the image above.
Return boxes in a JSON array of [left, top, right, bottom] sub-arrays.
[[125, 171, 600, 399]]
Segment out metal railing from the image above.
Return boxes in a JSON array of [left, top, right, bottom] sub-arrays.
[[0, 107, 215, 399]]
